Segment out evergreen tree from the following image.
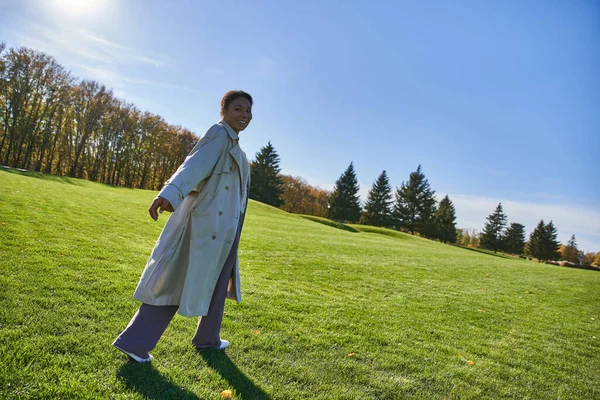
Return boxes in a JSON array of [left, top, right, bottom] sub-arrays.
[[562, 234, 579, 263], [393, 165, 437, 235], [249, 141, 284, 207], [544, 221, 561, 261], [327, 162, 362, 223], [434, 195, 457, 243], [360, 170, 393, 227], [528, 220, 546, 262], [504, 222, 526, 255], [528, 220, 561, 262], [480, 203, 508, 253], [562, 235, 579, 263]]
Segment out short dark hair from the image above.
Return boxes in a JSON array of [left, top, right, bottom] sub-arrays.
[[220, 90, 253, 117]]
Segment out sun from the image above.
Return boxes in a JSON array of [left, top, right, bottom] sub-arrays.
[[53, 0, 106, 16]]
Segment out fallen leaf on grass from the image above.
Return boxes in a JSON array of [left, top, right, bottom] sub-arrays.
[[524, 291, 530, 294], [348, 353, 355, 357], [467, 360, 475, 365], [591, 317, 596, 321], [221, 389, 233, 398], [252, 330, 261, 335], [478, 309, 485, 313]]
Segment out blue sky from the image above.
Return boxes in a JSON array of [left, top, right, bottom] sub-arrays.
[[2, 0, 599, 251]]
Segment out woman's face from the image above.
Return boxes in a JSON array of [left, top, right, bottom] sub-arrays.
[[223, 97, 252, 134]]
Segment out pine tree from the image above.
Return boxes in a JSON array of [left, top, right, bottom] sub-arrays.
[[562, 234, 578, 263], [528, 220, 561, 262], [327, 162, 362, 223], [504, 222, 526, 255], [543, 221, 561, 261], [249, 141, 284, 207], [480, 203, 508, 253], [528, 220, 546, 262], [434, 195, 457, 243], [393, 165, 437, 235], [360, 170, 393, 227]]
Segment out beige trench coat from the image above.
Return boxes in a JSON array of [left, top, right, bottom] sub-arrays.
[[133, 120, 250, 316]]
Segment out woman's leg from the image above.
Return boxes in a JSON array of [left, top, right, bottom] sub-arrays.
[[113, 303, 179, 359], [192, 215, 244, 348], [191, 246, 237, 348]]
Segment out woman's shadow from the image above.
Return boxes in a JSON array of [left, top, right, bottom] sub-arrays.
[[197, 348, 270, 399], [116, 351, 269, 400], [117, 362, 200, 400]]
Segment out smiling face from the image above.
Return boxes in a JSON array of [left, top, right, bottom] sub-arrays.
[[222, 97, 252, 134]]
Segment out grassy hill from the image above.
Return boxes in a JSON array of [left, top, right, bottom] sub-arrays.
[[1, 168, 598, 400]]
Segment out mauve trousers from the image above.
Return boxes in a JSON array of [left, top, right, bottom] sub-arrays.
[[113, 213, 244, 359]]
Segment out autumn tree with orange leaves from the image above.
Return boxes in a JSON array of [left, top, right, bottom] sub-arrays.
[[0, 44, 197, 189], [279, 175, 331, 217]]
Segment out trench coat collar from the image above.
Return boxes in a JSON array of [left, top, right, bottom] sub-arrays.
[[218, 120, 240, 141], [218, 119, 246, 186]]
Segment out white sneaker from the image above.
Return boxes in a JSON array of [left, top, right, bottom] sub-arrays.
[[113, 343, 154, 363], [195, 339, 230, 350]]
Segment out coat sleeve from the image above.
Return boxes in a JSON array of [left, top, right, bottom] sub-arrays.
[[158, 126, 228, 211]]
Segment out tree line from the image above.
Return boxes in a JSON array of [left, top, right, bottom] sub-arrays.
[[0, 44, 197, 189], [479, 203, 556, 261], [249, 142, 598, 265], [478, 202, 597, 265], [326, 163, 458, 244], [249, 142, 458, 244]]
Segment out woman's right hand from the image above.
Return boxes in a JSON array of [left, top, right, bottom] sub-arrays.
[[149, 196, 174, 221]]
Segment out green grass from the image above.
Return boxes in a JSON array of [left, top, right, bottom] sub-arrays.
[[346, 224, 419, 241], [298, 215, 359, 232], [1, 168, 599, 399], [453, 246, 520, 260]]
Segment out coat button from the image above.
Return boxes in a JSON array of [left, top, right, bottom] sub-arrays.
[[225, 186, 229, 190], [212, 235, 216, 240], [218, 211, 223, 215], [229, 166, 233, 171]]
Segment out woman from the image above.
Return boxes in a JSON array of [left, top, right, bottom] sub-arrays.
[[113, 90, 253, 363]]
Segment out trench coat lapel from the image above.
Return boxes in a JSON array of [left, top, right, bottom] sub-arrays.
[[219, 120, 246, 185], [229, 144, 244, 180]]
